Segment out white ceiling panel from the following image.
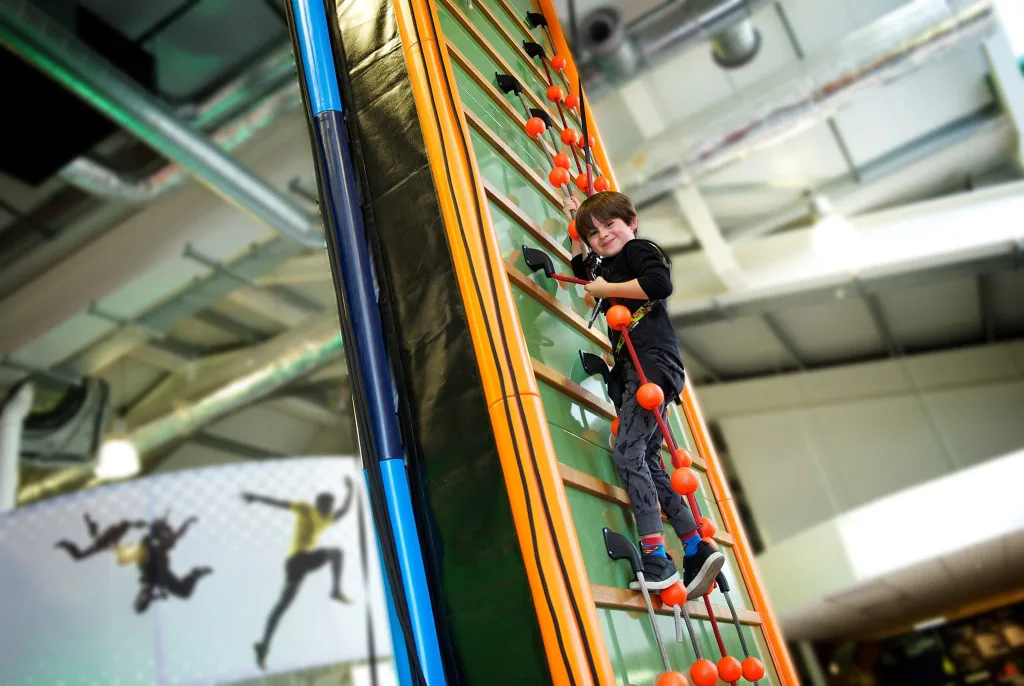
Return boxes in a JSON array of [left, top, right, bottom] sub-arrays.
[[810, 395, 952, 509], [925, 379, 1024, 468], [699, 120, 851, 188], [878, 276, 982, 349], [97, 257, 210, 319], [683, 316, 795, 374], [773, 297, 886, 363], [832, 49, 992, 166], [592, 90, 646, 159], [646, 46, 736, 126], [778, 0, 857, 57], [719, 411, 840, 542], [12, 312, 114, 368]]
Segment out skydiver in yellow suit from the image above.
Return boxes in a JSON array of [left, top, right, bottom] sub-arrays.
[[242, 476, 354, 670]]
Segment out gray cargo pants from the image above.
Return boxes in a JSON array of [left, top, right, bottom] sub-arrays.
[[613, 362, 698, 538]]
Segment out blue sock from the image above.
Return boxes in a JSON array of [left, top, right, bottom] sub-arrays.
[[641, 535, 668, 558], [681, 530, 701, 557]]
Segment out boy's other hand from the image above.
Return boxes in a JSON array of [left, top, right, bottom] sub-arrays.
[[563, 195, 580, 214]]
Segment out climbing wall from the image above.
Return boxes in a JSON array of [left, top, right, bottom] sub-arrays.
[[324, 0, 799, 683]]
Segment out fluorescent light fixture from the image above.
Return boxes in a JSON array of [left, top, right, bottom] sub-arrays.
[[810, 195, 861, 271], [94, 439, 140, 480], [913, 616, 948, 632]]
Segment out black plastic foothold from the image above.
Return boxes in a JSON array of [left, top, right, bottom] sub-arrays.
[[579, 351, 612, 387], [522, 245, 556, 278], [529, 108, 553, 128], [603, 528, 642, 574], [495, 73, 522, 95], [526, 11, 548, 28], [716, 571, 730, 593], [522, 40, 546, 59]]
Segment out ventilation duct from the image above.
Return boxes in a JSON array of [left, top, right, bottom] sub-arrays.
[[0, 0, 323, 249], [18, 378, 112, 467], [578, 0, 768, 93], [625, 0, 997, 202], [59, 49, 302, 204], [17, 316, 344, 506], [0, 382, 34, 512]]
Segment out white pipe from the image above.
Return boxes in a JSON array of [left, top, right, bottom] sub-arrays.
[[0, 382, 34, 512]]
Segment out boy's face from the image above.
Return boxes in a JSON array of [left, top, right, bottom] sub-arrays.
[[586, 214, 637, 257]]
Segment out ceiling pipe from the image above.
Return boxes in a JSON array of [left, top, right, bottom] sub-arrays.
[[624, 0, 997, 199], [0, 0, 324, 250], [16, 316, 345, 506], [578, 0, 769, 93], [59, 48, 302, 202]]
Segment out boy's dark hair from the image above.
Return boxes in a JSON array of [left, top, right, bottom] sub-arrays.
[[575, 191, 636, 243], [575, 191, 672, 267]]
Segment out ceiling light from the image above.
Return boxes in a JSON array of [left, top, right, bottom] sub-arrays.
[[810, 194, 861, 271], [95, 439, 140, 480]]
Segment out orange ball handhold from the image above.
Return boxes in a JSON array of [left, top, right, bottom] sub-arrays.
[[567, 219, 578, 241], [574, 173, 590, 192], [564, 93, 580, 110], [671, 468, 699, 495], [660, 581, 688, 607], [548, 167, 570, 188], [742, 657, 766, 682], [560, 128, 578, 146], [637, 382, 664, 410], [691, 658, 719, 686], [594, 176, 610, 192], [576, 134, 590, 149], [553, 153, 571, 169], [672, 448, 693, 469], [546, 85, 565, 103], [698, 516, 716, 539], [525, 116, 546, 138], [606, 305, 632, 331], [718, 656, 743, 683], [657, 671, 689, 686], [551, 55, 567, 71], [610, 416, 619, 436]]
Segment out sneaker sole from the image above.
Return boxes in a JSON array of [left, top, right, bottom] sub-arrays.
[[685, 551, 725, 598], [628, 570, 680, 592]]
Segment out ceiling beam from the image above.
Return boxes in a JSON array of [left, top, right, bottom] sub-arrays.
[[977, 273, 997, 342], [761, 312, 806, 371], [192, 309, 270, 344], [673, 185, 746, 291], [190, 431, 284, 460], [984, 8, 1024, 166], [862, 291, 902, 357]]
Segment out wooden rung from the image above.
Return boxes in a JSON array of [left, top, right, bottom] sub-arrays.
[[592, 585, 762, 626], [532, 358, 710, 472], [436, 5, 561, 127], [508, 273, 612, 355], [446, 42, 566, 159], [559, 463, 732, 547], [484, 184, 571, 266], [471, 114, 565, 212]]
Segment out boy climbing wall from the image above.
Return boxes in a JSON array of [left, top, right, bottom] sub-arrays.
[[567, 191, 725, 596]]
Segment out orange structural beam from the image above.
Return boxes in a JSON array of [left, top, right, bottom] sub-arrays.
[[392, 1, 615, 684], [683, 386, 800, 685]]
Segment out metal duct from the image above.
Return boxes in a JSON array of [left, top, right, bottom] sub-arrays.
[[625, 0, 997, 199], [0, 0, 323, 249], [579, 0, 768, 91], [59, 48, 302, 202], [60, 85, 303, 203], [17, 316, 345, 506]]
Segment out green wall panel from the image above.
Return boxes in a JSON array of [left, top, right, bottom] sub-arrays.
[[512, 284, 608, 381]]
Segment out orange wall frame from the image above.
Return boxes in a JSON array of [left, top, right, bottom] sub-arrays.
[[391, 1, 616, 684], [538, 1, 801, 683]]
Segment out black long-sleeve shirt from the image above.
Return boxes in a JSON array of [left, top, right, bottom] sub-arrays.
[[572, 239, 686, 407]]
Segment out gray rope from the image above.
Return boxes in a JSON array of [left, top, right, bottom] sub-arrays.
[[636, 572, 671, 672]]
